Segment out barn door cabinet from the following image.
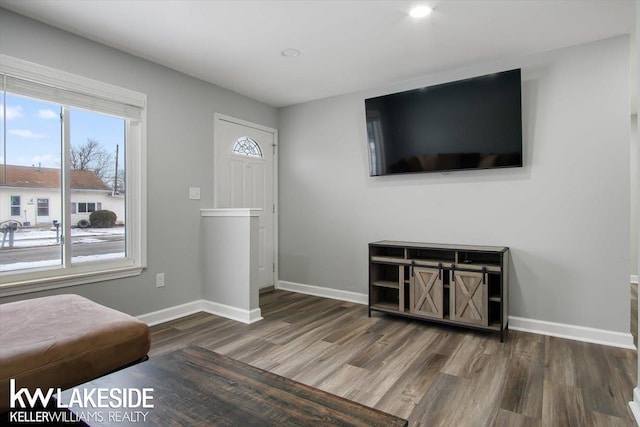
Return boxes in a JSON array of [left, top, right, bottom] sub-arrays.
[[368, 241, 509, 341]]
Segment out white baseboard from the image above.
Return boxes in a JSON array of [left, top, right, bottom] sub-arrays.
[[632, 274, 639, 285], [137, 300, 206, 326], [138, 283, 635, 350], [201, 300, 263, 324], [137, 299, 262, 326], [277, 280, 634, 349], [509, 316, 635, 350], [630, 388, 640, 424], [277, 280, 368, 305]]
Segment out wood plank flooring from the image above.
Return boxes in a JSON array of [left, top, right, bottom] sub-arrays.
[[150, 290, 637, 427]]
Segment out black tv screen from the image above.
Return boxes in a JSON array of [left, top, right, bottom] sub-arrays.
[[365, 69, 522, 176]]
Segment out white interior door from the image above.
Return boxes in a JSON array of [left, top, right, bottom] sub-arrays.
[[214, 115, 276, 289]]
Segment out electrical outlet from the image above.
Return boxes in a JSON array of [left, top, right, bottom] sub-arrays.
[[156, 273, 165, 288], [189, 187, 201, 200]]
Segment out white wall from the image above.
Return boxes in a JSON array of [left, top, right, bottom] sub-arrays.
[[0, 188, 60, 225], [0, 9, 278, 315], [0, 188, 123, 226], [278, 36, 631, 333], [70, 192, 124, 226]]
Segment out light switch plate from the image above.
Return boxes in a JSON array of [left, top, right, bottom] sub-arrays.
[[189, 187, 201, 200]]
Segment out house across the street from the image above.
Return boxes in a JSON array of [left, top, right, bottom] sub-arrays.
[[0, 164, 124, 226]]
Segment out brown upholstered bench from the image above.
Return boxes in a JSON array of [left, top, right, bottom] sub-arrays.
[[0, 294, 150, 412]]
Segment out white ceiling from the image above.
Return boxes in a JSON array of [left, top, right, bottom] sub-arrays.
[[0, 0, 637, 108]]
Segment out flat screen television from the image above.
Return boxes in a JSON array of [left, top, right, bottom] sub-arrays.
[[365, 69, 522, 176]]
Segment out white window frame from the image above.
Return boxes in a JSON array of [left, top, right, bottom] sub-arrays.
[[77, 202, 97, 213], [0, 55, 147, 296], [10, 195, 20, 216]]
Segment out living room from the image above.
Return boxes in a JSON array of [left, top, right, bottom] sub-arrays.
[[0, 1, 638, 426]]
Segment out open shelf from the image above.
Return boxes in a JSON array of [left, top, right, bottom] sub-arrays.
[[372, 280, 399, 289], [370, 245, 405, 259], [371, 263, 400, 284], [370, 302, 400, 312], [457, 251, 502, 267], [408, 248, 455, 263], [370, 283, 400, 311], [488, 273, 501, 302]]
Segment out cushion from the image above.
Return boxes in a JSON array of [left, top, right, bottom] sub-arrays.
[[0, 294, 150, 412]]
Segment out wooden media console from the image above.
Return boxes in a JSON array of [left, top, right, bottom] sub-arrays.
[[368, 241, 509, 341]]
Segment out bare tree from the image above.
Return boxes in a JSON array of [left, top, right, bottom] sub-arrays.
[[113, 167, 125, 193], [70, 139, 114, 182]]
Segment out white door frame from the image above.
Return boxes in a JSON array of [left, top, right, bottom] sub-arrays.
[[213, 113, 279, 288], [36, 197, 50, 224]]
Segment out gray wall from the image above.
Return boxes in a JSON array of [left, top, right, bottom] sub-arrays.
[[0, 9, 277, 315], [278, 36, 631, 333], [631, 0, 640, 402], [0, 9, 633, 336], [632, 115, 638, 278]]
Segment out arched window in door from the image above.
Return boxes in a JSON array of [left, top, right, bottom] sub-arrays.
[[232, 136, 262, 158]]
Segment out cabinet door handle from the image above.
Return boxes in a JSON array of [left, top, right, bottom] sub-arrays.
[[482, 267, 487, 284], [438, 263, 442, 280], [451, 265, 455, 280]]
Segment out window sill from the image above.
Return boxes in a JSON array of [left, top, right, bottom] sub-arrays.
[[0, 266, 145, 297]]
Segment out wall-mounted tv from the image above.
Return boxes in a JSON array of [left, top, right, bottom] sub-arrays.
[[365, 69, 522, 176]]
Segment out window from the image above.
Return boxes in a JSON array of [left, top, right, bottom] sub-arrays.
[[232, 136, 262, 158], [76, 202, 101, 213], [77, 202, 94, 213], [71, 203, 100, 216], [0, 55, 147, 295], [10, 196, 20, 216]]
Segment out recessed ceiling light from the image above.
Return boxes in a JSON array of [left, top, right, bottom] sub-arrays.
[[281, 48, 301, 58], [409, 5, 432, 18]]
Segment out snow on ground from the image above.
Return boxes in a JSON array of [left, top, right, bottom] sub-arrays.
[[1, 227, 126, 272], [1, 226, 124, 248], [0, 252, 125, 272]]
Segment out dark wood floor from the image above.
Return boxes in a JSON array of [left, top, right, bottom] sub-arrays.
[[150, 290, 637, 427]]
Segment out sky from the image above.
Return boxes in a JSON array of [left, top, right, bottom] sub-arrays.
[[1, 92, 125, 175]]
